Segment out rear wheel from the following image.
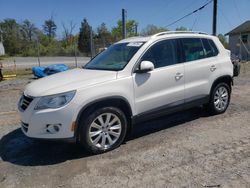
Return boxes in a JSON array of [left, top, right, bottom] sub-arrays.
[[79, 107, 127, 154], [206, 82, 231, 115]]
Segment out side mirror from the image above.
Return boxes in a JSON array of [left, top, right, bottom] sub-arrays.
[[137, 61, 154, 73]]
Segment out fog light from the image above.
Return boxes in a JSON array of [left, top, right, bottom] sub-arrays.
[[46, 124, 61, 134]]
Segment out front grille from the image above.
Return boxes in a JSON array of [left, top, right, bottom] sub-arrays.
[[21, 122, 29, 133], [19, 94, 33, 111]]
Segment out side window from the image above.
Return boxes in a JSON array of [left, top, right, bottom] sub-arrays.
[[207, 39, 219, 56], [201, 38, 214, 58], [181, 38, 205, 62], [141, 39, 178, 68]]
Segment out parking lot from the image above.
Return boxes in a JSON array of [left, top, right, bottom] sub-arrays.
[[0, 63, 250, 188]]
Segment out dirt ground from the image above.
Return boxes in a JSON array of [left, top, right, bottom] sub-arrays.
[[0, 64, 250, 188]]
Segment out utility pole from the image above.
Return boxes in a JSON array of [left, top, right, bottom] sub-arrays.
[[74, 38, 78, 67], [122, 9, 126, 39], [36, 39, 41, 67], [90, 26, 94, 58], [212, 0, 217, 36], [135, 23, 138, 36]]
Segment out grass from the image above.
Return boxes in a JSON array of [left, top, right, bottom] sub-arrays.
[[2, 68, 32, 79]]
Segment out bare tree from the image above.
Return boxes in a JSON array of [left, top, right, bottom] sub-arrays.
[[62, 21, 76, 46]]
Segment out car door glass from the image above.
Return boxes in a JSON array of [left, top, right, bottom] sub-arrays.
[[207, 39, 219, 56], [182, 38, 205, 62], [141, 40, 177, 68], [201, 38, 214, 58]]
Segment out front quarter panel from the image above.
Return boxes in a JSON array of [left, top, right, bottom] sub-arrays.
[[72, 76, 135, 121]]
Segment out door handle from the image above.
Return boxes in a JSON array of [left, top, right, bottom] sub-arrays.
[[210, 65, 216, 72], [175, 73, 183, 80]]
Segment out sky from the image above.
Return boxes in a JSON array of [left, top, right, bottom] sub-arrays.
[[0, 0, 250, 38]]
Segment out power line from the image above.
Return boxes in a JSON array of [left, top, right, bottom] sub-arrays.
[[165, 0, 213, 28], [232, 0, 243, 22], [191, 11, 201, 31], [217, 4, 232, 28], [165, 0, 197, 25]]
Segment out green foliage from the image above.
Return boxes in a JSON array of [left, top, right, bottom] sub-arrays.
[[96, 23, 112, 47], [2, 17, 216, 57], [141, 24, 168, 36], [20, 19, 37, 42], [0, 18, 81, 57], [78, 18, 91, 55], [218, 34, 229, 49], [175, 26, 188, 31], [43, 18, 57, 41], [0, 19, 22, 55], [111, 20, 138, 40]]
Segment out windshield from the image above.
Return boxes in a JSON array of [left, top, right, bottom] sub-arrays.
[[84, 42, 144, 71]]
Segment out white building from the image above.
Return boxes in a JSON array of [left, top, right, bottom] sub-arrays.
[[0, 42, 5, 56]]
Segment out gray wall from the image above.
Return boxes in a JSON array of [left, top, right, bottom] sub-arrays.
[[229, 33, 250, 60]]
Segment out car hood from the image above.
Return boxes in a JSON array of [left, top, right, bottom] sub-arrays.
[[24, 68, 117, 97]]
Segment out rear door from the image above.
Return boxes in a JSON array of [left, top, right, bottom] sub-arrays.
[[180, 37, 219, 103]]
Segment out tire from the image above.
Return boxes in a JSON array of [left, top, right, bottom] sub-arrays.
[[206, 82, 231, 115], [79, 107, 127, 154]]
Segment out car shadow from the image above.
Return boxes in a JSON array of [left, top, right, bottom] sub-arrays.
[[0, 107, 209, 166], [0, 129, 90, 166], [128, 106, 209, 140]]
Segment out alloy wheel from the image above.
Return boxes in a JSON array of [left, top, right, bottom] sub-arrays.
[[214, 86, 229, 111], [88, 113, 122, 149]]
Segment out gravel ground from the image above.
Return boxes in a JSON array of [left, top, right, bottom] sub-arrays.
[[0, 64, 250, 188]]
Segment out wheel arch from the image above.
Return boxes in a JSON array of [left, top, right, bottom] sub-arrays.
[[75, 96, 133, 140], [210, 75, 233, 96]]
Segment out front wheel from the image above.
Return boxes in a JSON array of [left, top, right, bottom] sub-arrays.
[[206, 82, 231, 115], [79, 107, 127, 154]]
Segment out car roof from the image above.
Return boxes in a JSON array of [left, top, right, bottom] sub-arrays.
[[117, 31, 216, 44]]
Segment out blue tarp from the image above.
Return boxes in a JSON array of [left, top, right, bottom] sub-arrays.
[[32, 64, 69, 78]]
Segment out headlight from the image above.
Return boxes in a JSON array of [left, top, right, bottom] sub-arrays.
[[34, 90, 76, 110]]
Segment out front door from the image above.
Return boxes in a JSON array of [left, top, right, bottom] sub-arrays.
[[133, 39, 185, 115]]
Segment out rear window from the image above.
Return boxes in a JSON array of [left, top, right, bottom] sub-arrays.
[[181, 38, 219, 62], [207, 39, 219, 56], [201, 38, 215, 58], [181, 38, 205, 62]]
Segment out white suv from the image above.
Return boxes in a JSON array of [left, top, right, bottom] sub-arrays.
[[18, 31, 234, 153]]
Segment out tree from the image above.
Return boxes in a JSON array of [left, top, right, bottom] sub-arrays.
[[78, 18, 91, 55], [43, 18, 57, 41], [141, 24, 167, 36], [175, 26, 188, 31], [0, 19, 22, 55], [111, 20, 138, 40], [218, 34, 229, 49], [96, 23, 112, 47], [20, 19, 37, 42], [62, 21, 76, 46]]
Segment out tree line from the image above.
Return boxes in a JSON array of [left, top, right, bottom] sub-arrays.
[[0, 17, 228, 57]]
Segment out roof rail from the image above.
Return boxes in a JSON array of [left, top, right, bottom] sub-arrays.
[[151, 31, 208, 38]]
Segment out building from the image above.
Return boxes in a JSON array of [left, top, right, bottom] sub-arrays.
[[226, 20, 250, 61], [0, 42, 5, 56]]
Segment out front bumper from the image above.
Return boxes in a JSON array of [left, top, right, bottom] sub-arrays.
[[18, 95, 76, 139]]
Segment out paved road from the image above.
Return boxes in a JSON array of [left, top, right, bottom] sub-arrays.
[[2, 56, 91, 69]]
